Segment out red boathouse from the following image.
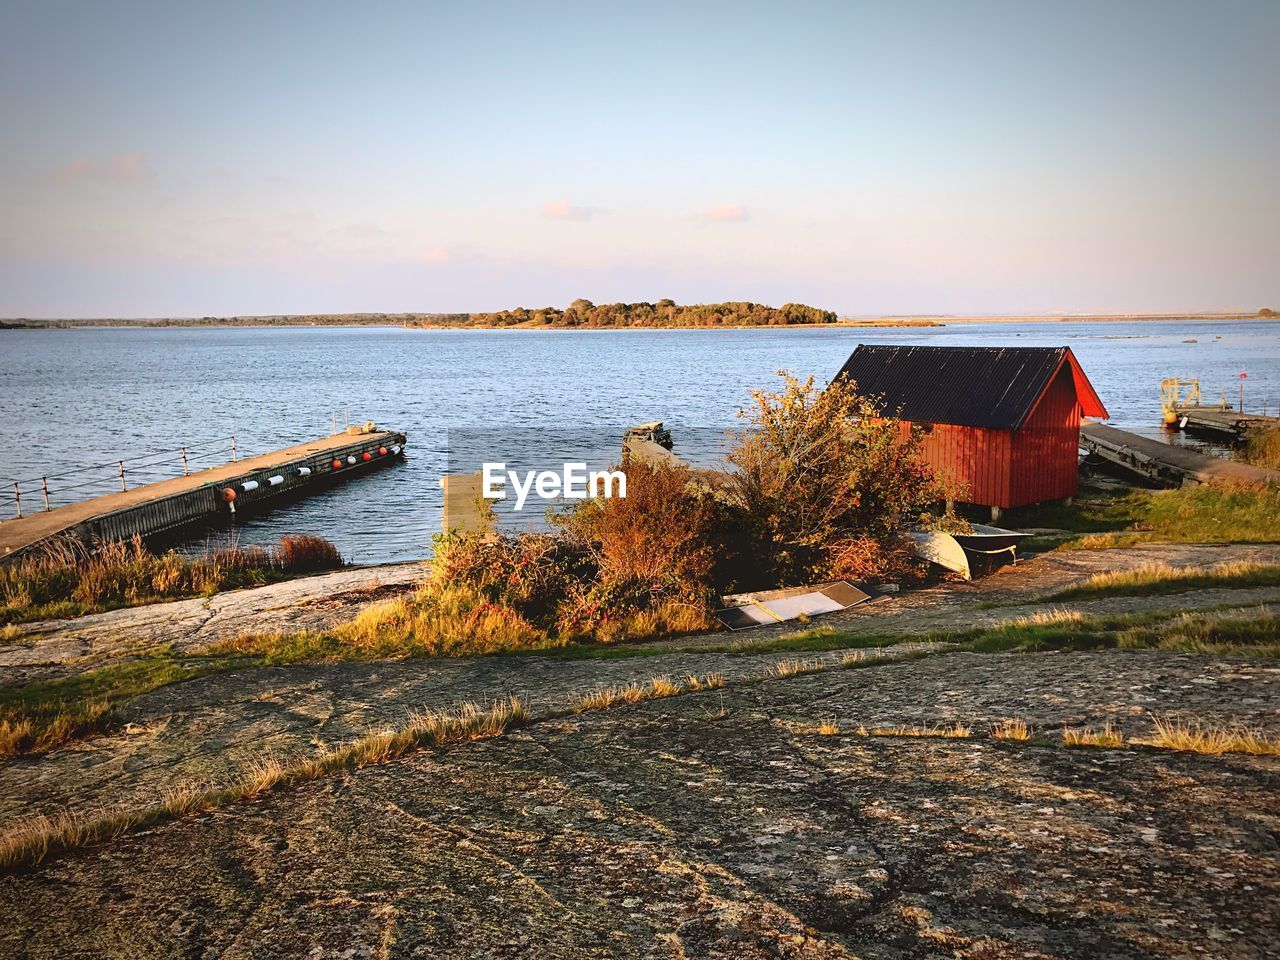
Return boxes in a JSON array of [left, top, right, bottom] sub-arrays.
[[835, 345, 1109, 517]]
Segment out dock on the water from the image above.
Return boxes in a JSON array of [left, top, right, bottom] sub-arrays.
[[1172, 406, 1279, 442], [1080, 422, 1279, 488], [0, 430, 406, 563]]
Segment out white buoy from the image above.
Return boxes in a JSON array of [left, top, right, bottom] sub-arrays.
[[297, 466, 312, 476], [241, 480, 259, 491], [347, 455, 357, 465], [390, 445, 401, 454], [268, 475, 284, 486]]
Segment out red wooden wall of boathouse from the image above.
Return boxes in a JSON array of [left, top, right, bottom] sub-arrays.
[[894, 365, 1088, 510]]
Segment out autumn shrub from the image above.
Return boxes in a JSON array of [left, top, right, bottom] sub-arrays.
[[430, 531, 586, 627], [723, 372, 947, 586], [558, 459, 729, 598], [1244, 426, 1280, 470], [275, 534, 343, 572]]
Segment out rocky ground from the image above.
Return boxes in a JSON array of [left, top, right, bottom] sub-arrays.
[[0, 561, 423, 685], [0, 648, 1277, 959], [0, 545, 1278, 957]]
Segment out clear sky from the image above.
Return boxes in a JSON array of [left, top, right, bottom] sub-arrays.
[[1, 0, 1276, 318]]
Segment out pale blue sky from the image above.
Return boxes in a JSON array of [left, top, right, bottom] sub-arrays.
[[1, 0, 1276, 317]]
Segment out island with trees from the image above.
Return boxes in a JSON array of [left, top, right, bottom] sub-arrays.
[[410, 299, 838, 329]]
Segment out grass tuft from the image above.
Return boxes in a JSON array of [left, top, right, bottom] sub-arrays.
[[771, 657, 826, 678], [866, 721, 971, 739], [1138, 717, 1280, 755], [992, 718, 1032, 741], [1063, 720, 1125, 748]]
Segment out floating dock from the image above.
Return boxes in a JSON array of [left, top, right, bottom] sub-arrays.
[[0, 430, 406, 564], [1172, 406, 1279, 442], [1080, 423, 1279, 488]]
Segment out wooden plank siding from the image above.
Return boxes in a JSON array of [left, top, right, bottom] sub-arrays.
[[1010, 365, 1082, 506], [898, 422, 1013, 507], [893, 366, 1083, 509]]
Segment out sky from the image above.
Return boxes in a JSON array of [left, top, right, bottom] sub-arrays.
[[0, 0, 1277, 318]]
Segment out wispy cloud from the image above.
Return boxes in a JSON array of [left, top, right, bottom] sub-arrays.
[[51, 151, 155, 186], [702, 203, 748, 223], [541, 199, 596, 221], [421, 246, 451, 264]]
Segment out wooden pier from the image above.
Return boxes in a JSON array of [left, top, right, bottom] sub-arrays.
[[1172, 406, 1279, 442], [1080, 422, 1279, 488], [0, 430, 406, 564]]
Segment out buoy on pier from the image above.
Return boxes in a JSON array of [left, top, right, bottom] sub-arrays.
[[241, 480, 259, 491], [221, 488, 236, 503], [332, 459, 343, 469], [379, 447, 388, 456], [298, 466, 312, 476], [346, 455, 357, 465], [362, 452, 372, 461]]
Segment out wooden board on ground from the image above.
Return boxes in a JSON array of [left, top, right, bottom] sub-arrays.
[[714, 581, 871, 631]]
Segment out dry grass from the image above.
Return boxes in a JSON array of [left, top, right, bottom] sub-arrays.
[[865, 721, 972, 739], [816, 721, 840, 735], [992, 718, 1032, 741], [0, 697, 525, 870], [1062, 720, 1126, 748], [0, 534, 341, 626], [1116, 606, 1280, 657], [1137, 717, 1280, 755], [1012, 608, 1085, 628], [1244, 426, 1280, 470], [572, 673, 722, 714], [274, 534, 343, 572], [771, 657, 827, 678], [0, 700, 113, 757], [1048, 561, 1280, 602]]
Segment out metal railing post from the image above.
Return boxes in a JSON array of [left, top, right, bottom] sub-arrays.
[[232, 435, 237, 462], [181, 447, 189, 476], [12, 482, 20, 518], [41, 477, 50, 511], [119, 461, 127, 492]]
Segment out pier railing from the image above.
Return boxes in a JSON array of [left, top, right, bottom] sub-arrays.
[[1, 435, 241, 518]]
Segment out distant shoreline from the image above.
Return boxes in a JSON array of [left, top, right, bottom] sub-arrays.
[[1, 312, 1273, 331]]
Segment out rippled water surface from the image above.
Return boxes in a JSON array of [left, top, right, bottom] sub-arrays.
[[2, 321, 1277, 563]]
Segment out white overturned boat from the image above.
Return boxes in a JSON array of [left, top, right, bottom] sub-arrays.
[[906, 523, 1030, 580]]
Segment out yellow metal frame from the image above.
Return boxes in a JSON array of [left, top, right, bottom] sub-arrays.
[[1160, 378, 1200, 424]]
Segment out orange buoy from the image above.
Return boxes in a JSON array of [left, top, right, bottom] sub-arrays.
[[361, 451, 372, 461], [331, 459, 343, 469], [378, 446, 388, 456], [221, 487, 236, 503]]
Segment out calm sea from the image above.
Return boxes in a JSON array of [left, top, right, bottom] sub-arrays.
[[1, 320, 1277, 564]]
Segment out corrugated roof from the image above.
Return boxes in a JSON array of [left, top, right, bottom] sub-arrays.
[[834, 345, 1108, 430]]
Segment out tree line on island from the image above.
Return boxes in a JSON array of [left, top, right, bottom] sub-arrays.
[[411, 299, 837, 329]]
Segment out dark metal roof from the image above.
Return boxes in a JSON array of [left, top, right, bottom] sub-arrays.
[[834, 345, 1107, 430]]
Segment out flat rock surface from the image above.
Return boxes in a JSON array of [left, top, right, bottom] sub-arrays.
[[0, 642, 941, 829], [1, 648, 1277, 959], [0, 562, 423, 684]]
